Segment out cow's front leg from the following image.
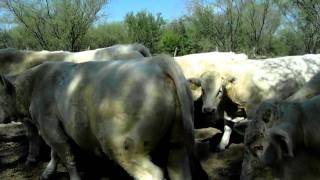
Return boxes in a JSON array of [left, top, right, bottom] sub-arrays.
[[217, 124, 232, 151], [218, 115, 247, 150], [38, 115, 81, 180], [167, 145, 192, 180]]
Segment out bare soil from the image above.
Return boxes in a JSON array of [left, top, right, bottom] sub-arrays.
[[0, 125, 244, 180]]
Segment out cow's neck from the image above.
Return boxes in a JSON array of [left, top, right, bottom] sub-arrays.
[[13, 68, 39, 116]]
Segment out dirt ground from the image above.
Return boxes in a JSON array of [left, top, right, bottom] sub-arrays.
[[0, 125, 244, 180]]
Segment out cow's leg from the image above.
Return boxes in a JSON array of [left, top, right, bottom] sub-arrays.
[[41, 150, 59, 179], [218, 116, 247, 150], [114, 153, 163, 180], [218, 124, 232, 150], [22, 120, 41, 166], [99, 137, 163, 180], [167, 145, 192, 180], [38, 116, 81, 180]]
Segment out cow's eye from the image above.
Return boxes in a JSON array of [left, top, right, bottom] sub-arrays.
[[216, 88, 222, 97]]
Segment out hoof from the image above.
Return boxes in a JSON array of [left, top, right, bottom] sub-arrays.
[[40, 170, 54, 180], [39, 173, 51, 180], [214, 144, 226, 152], [24, 159, 38, 167]]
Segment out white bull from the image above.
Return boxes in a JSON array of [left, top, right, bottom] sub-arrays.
[[190, 54, 320, 150], [174, 52, 248, 129], [175, 51, 248, 79]]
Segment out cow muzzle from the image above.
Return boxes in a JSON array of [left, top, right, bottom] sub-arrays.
[[202, 106, 216, 113]]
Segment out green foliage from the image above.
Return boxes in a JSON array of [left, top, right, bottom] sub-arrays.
[[158, 18, 193, 56], [85, 22, 128, 49], [274, 28, 304, 56], [188, 3, 222, 52], [0, 1, 319, 56], [124, 10, 165, 53], [0, 30, 11, 48], [3, 0, 108, 51], [275, 0, 320, 53], [6, 26, 40, 49], [158, 30, 180, 55]]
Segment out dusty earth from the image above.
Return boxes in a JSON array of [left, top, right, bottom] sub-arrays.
[[0, 124, 245, 180]]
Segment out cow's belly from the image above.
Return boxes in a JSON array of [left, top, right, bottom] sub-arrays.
[[60, 105, 103, 155]]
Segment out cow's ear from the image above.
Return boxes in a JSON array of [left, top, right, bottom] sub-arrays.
[[222, 76, 236, 83], [188, 78, 201, 87], [188, 78, 202, 100], [223, 76, 236, 90], [0, 75, 15, 95], [269, 127, 294, 158]]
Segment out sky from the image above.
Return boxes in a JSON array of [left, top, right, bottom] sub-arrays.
[[102, 0, 188, 22]]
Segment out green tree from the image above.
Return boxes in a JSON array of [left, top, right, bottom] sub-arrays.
[[85, 22, 128, 49], [0, 4, 14, 48], [158, 17, 193, 56], [295, 0, 320, 53], [188, 1, 223, 52], [187, 0, 283, 56], [4, 0, 108, 51], [240, 0, 282, 56], [11, 26, 44, 49], [158, 29, 180, 55], [0, 29, 11, 48], [271, 28, 304, 56], [212, 0, 245, 52], [124, 10, 165, 53], [276, 0, 320, 53]]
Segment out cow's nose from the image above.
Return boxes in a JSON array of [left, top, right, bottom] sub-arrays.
[[252, 144, 264, 157], [203, 107, 215, 113]]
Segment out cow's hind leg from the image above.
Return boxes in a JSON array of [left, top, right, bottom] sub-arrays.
[[99, 137, 163, 180], [114, 153, 163, 180], [38, 116, 81, 180], [41, 150, 59, 179], [167, 145, 191, 180]]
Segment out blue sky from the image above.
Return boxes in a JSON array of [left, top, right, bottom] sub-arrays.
[[102, 0, 188, 22]]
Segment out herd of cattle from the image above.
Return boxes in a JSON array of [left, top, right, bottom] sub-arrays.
[[1, 44, 320, 179]]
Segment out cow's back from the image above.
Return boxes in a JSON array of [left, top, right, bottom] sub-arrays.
[[252, 56, 320, 99]]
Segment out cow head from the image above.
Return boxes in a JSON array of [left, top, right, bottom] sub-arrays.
[[188, 71, 235, 114], [249, 101, 301, 167], [0, 75, 17, 123]]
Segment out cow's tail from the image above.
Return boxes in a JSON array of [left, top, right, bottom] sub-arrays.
[[130, 43, 151, 57], [154, 55, 208, 180]]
